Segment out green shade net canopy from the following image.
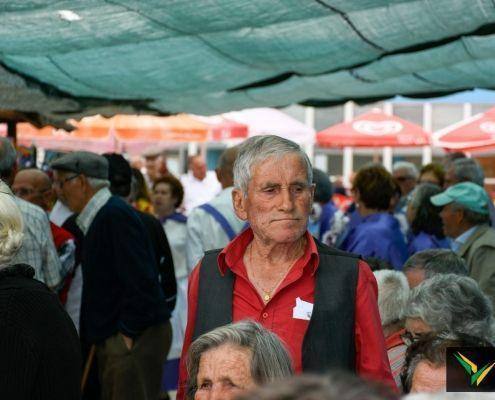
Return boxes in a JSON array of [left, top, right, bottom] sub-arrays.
[[2, 0, 495, 128]]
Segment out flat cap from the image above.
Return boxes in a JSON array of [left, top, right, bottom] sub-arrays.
[[50, 151, 109, 180]]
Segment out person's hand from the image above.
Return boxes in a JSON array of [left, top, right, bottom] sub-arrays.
[[121, 333, 133, 350]]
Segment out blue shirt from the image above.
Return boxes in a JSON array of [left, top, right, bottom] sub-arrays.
[[340, 212, 408, 270], [451, 226, 478, 253], [407, 231, 450, 256]]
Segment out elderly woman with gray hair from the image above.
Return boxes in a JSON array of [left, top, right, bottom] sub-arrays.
[[186, 320, 293, 400], [403, 273, 494, 344], [0, 180, 81, 399]]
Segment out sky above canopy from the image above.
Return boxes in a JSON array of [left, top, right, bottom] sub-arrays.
[[2, 1, 495, 128]]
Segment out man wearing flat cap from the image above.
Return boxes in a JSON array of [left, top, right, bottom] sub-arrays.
[[431, 182, 495, 310], [51, 151, 172, 400]]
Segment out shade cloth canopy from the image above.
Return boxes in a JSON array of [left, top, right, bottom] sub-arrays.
[[8, 114, 247, 154], [2, 1, 495, 127], [433, 107, 495, 152], [317, 108, 430, 147]]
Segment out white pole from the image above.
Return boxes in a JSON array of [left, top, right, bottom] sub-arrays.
[[304, 106, 315, 163], [187, 142, 199, 156], [382, 102, 394, 170], [383, 147, 393, 171], [463, 103, 472, 120], [343, 102, 354, 188], [423, 102, 433, 165]]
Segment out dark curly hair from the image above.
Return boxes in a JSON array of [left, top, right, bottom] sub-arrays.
[[152, 174, 184, 208], [409, 183, 445, 238], [352, 164, 395, 210]]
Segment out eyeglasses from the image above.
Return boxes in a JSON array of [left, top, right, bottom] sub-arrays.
[[53, 174, 79, 189]]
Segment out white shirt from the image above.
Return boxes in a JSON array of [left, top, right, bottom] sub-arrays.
[[162, 218, 188, 280], [186, 187, 245, 273], [180, 171, 221, 214]]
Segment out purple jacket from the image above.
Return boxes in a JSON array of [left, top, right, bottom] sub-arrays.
[[340, 212, 408, 270], [407, 231, 450, 256]]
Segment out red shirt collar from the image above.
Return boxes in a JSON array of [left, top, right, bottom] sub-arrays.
[[217, 228, 320, 276]]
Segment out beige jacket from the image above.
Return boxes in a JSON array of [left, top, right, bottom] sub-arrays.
[[458, 225, 495, 311]]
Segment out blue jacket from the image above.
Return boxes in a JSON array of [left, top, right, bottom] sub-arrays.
[[340, 212, 408, 270], [81, 196, 170, 344], [407, 231, 450, 256]]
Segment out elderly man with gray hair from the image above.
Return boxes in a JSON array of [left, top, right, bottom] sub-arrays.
[[186, 320, 293, 400], [374, 270, 410, 390], [393, 161, 419, 198], [177, 135, 394, 399], [51, 151, 172, 400], [403, 274, 494, 343], [431, 182, 495, 311], [402, 249, 468, 288]]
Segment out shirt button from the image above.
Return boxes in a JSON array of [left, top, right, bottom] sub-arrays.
[[262, 312, 268, 319]]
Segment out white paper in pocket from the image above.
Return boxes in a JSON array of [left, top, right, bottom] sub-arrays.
[[292, 297, 313, 321]]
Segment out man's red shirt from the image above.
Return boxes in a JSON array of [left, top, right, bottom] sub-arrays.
[[177, 229, 395, 398]]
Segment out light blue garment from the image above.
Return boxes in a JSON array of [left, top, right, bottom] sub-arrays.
[[451, 226, 478, 253]]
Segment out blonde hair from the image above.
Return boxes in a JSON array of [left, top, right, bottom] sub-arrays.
[[0, 180, 23, 266]]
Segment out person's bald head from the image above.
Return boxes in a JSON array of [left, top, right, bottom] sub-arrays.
[[13, 169, 54, 210], [216, 146, 239, 189], [189, 155, 207, 181]]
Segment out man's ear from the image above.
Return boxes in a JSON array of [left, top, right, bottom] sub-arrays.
[[232, 188, 248, 221]]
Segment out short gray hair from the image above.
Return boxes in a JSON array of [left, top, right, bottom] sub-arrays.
[[403, 274, 494, 342], [393, 161, 419, 179], [452, 158, 484, 187], [0, 137, 17, 179], [403, 249, 468, 279], [451, 202, 490, 226], [233, 135, 312, 194], [86, 177, 110, 191], [186, 320, 293, 399], [0, 180, 23, 266], [374, 270, 410, 326]]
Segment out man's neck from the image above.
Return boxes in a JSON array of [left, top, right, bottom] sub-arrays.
[[249, 235, 307, 269], [453, 223, 477, 240]]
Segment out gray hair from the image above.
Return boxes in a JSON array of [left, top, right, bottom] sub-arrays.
[[0, 137, 17, 179], [86, 177, 110, 191], [374, 270, 410, 326], [451, 202, 490, 226], [452, 158, 484, 187], [233, 135, 312, 194], [403, 274, 494, 342], [403, 249, 468, 279], [0, 180, 23, 266], [186, 320, 293, 399], [392, 161, 419, 179]]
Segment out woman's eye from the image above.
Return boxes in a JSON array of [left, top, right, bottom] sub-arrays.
[[199, 382, 212, 390]]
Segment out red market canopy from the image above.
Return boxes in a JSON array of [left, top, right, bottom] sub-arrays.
[[317, 109, 430, 148], [433, 107, 495, 153], [5, 114, 248, 155]]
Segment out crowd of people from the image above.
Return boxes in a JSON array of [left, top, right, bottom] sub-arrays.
[[0, 134, 494, 399]]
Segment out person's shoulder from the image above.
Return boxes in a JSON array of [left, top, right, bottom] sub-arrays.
[[15, 197, 47, 220], [474, 226, 495, 248]]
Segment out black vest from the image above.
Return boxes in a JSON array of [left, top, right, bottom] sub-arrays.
[[192, 240, 360, 373]]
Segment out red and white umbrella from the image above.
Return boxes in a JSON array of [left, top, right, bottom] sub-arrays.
[[433, 107, 495, 153], [317, 108, 430, 148]]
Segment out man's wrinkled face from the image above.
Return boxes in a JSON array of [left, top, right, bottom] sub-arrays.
[[411, 361, 446, 393], [195, 344, 255, 400], [52, 170, 85, 213], [13, 174, 43, 206], [439, 203, 463, 238], [233, 154, 314, 245], [191, 157, 207, 181]]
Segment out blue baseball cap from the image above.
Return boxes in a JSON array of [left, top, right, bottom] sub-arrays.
[[430, 182, 490, 215]]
